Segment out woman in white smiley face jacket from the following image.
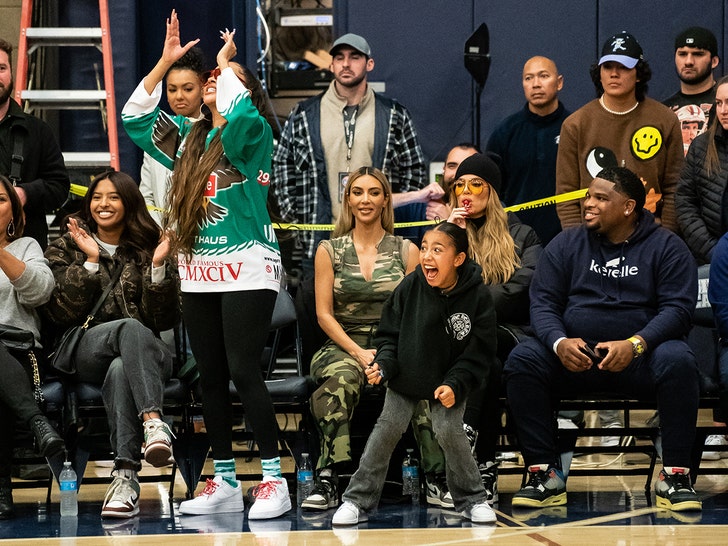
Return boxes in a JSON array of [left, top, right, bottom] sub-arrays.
[[446, 152, 542, 504]]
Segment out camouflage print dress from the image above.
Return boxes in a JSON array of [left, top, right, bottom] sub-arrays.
[[310, 233, 445, 473]]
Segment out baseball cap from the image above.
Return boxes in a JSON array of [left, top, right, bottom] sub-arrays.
[[599, 31, 643, 69], [329, 33, 371, 56], [674, 26, 718, 56]]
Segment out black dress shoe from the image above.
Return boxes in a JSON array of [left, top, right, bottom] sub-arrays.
[[30, 415, 65, 458], [0, 477, 13, 519]]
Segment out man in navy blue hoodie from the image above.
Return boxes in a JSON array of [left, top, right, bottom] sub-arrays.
[[504, 166, 701, 512]]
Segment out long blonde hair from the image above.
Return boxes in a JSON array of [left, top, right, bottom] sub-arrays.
[[333, 166, 394, 237], [450, 187, 520, 284]]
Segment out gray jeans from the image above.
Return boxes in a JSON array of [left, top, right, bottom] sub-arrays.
[[342, 388, 487, 513], [75, 318, 172, 470]]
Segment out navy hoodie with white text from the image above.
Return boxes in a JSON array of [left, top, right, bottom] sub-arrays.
[[530, 210, 696, 351]]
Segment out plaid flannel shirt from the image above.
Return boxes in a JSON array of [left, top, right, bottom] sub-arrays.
[[271, 90, 427, 259]]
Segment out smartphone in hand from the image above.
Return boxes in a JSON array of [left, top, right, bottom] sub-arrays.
[[580, 343, 605, 365]]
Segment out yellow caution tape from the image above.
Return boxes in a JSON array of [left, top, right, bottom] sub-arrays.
[[504, 189, 588, 213], [70, 183, 588, 231]]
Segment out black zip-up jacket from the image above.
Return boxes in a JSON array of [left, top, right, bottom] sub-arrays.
[[676, 124, 728, 264], [374, 259, 497, 402]]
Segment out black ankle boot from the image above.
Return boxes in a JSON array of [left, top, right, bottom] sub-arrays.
[[30, 415, 65, 458], [0, 476, 13, 519]]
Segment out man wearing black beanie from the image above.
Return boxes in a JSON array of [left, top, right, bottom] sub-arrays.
[[663, 26, 721, 155]]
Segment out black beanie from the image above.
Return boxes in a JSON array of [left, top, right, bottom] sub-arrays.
[[674, 27, 718, 57], [454, 153, 502, 195]]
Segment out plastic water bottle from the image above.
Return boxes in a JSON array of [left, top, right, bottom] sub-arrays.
[[59, 461, 78, 517], [296, 453, 314, 506], [401, 448, 420, 504]]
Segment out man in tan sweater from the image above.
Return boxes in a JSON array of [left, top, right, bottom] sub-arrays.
[[556, 31, 683, 231]]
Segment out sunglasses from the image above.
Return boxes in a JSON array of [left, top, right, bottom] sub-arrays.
[[202, 67, 222, 81], [453, 177, 487, 196], [202, 66, 249, 87]]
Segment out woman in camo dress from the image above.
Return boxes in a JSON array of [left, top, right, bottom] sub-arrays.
[[302, 167, 421, 511]]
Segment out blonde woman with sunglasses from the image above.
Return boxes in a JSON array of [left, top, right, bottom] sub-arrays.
[[447, 153, 542, 505]]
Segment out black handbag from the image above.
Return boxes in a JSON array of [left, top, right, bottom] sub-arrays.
[[49, 267, 123, 375], [0, 323, 44, 404]]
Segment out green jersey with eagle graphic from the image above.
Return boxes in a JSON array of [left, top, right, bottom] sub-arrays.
[[122, 67, 281, 293]]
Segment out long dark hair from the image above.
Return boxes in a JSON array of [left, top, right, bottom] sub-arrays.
[[166, 62, 280, 256], [705, 75, 728, 176], [76, 170, 161, 263], [0, 175, 25, 241]]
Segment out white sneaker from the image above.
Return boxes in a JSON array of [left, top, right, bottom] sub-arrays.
[[332, 501, 368, 526], [425, 475, 454, 508], [461, 501, 497, 523], [143, 418, 175, 468], [178, 476, 245, 515], [703, 434, 728, 460], [248, 476, 292, 520], [101, 471, 140, 519]]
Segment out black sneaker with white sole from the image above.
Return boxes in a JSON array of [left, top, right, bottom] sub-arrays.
[[425, 473, 454, 508], [301, 477, 338, 510], [479, 460, 499, 505]]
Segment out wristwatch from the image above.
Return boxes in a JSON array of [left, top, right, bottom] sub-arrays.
[[627, 336, 645, 358]]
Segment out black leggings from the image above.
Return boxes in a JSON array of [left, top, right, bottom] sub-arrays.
[[183, 289, 279, 460]]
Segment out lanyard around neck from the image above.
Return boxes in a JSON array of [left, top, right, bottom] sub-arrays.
[[343, 105, 359, 167]]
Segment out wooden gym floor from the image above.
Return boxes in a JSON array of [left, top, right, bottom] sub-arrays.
[[2, 409, 728, 545]]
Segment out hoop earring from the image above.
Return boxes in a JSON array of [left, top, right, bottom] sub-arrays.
[[6, 219, 15, 238]]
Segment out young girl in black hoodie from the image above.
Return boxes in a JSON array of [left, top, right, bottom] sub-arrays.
[[332, 222, 498, 525]]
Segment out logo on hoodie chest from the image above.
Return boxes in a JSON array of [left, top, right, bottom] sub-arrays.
[[589, 256, 639, 278], [448, 313, 471, 341]]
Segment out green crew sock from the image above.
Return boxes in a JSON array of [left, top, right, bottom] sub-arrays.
[[262, 456, 282, 479], [213, 458, 238, 488]]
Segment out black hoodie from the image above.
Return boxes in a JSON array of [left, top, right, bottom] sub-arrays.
[[374, 259, 497, 402]]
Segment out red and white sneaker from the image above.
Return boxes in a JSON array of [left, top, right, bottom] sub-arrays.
[[178, 476, 244, 515], [248, 476, 292, 520]]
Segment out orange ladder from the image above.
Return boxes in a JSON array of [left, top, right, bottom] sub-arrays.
[[14, 0, 119, 171]]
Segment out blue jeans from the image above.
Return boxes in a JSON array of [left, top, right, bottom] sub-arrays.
[[342, 389, 487, 513], [504, 337, 700, 469], [75, 318, 172, 470]]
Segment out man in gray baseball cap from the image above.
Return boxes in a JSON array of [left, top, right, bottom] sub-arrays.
[[329, 33, 371, 57], [272, 27, 448, 511]]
